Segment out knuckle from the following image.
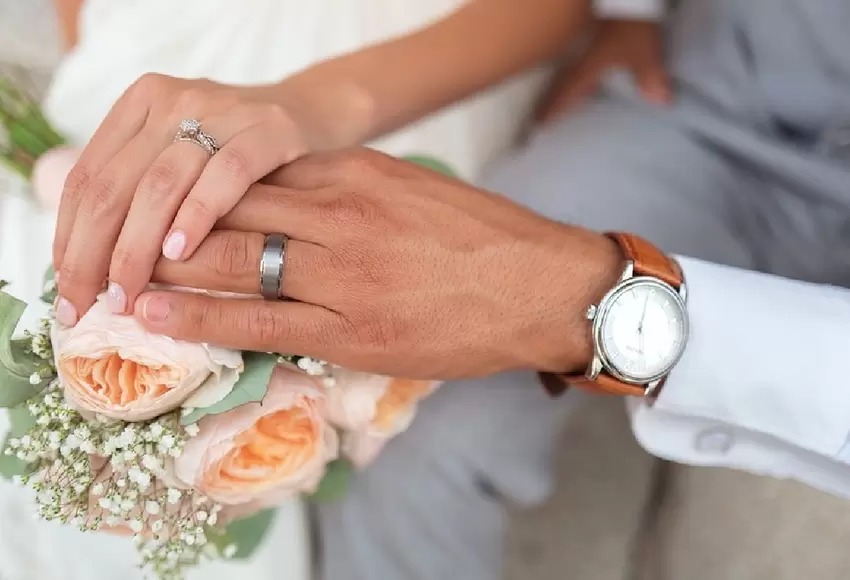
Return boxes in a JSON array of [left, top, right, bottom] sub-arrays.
[[183, 298, 214, 332], [63, 165, 91, 203], [251, 304, 287, 347], [206, 233, 252, 277], [354, 314, 395, 352], [317, 193, 382, 229], [336, 148, 380, 176], [110, 246, 139, 278], [80, 177, 119, 217], [183, 196, 218, 222], [58, 261, 97, 294], [175, 87, 206, 111], [216, 148, 251, 184], [139, 161, 181, 200], [128, 73, 169, 102]]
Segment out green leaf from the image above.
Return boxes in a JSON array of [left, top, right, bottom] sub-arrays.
[[180, 352, 276, 425], [0, 289, 45, 407], [0, 405, 37, 479], [207, 509, 277, 560], [40, 265, 56, 305], [309, 460, 353, 503], [402, 155, 459, 178]]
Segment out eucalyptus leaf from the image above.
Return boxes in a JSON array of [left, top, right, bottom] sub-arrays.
[[0, 290, 45, 407], [40, 265, 56, 305], [207, 509, 277, 560], [180, 352, 276, 425], [309, 460, 353, 503], [0, 405, 37, 479], [402, 155, 459, 178]]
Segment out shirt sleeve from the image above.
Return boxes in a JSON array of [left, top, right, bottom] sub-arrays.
[[630, 256, 850, 498], [593, 0, 666, 20]]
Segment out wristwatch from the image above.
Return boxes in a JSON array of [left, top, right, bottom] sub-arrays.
[[541, 232, 689, 398]]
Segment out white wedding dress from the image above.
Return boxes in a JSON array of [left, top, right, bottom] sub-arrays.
[[0, 1, 545, 579]]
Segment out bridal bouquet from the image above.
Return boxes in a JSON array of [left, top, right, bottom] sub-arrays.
[[0, 75, 454, 579], [0, 281, 438, 578], [0, 74, 65, 182]]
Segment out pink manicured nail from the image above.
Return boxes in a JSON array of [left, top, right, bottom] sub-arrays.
[[55, 297, 78, 326], [107, 282, 127, 313], [142, 296, 170, 323], [162, 230, 187, 261]]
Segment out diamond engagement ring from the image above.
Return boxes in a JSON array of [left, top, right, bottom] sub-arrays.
[[260, 234, 289, 300], [174, 119, 221, 155]]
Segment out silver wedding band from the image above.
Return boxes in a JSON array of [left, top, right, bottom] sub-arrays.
[[174, 119, 221, 156], [260, 234, 288, 300]]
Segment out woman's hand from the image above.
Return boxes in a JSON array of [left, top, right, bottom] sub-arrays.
[[535, 19, 670, 125], [136, 149, 622, 380], [52, 74, 314, 326]]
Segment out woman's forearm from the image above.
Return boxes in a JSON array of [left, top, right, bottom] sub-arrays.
[[53, 0, 85, 51], [275, 0, 592, 149]]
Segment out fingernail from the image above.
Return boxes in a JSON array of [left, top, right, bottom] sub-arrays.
[[55, 297, 78, 326], [141, 295, 170, 323], [162, 230, 187, 261], [107, 282, 127, 313]]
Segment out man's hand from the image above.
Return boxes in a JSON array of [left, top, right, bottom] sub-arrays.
[[535, 19, 671, 125], [136, 149, 623, 380]]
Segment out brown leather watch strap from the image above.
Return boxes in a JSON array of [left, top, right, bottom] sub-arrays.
[[539, 232, 682, 399], [607, 232, 683, 288]]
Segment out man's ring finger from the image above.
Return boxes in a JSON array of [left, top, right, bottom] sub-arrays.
[[260, 233, 288, 300]]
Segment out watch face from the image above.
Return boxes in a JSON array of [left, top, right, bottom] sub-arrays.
[[596, 278, 687, 383]]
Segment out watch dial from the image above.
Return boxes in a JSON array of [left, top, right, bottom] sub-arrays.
[[599, 282, 686, 382]]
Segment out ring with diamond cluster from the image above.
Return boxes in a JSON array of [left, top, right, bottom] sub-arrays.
[[260, 234, 289, 300], [173, 119, 220, 155]]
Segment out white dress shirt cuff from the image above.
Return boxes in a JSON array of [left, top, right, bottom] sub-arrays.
[[594, 0, 666, 20], [630, 257, 850, 478]]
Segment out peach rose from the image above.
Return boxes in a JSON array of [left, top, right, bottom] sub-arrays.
[[31, 146, 82, 211], [326, 374, 438, 436], [326, 374, 438, 467], [52, 294, 243, 422], [341, 431, 389, 470], [173, 365, 338, 505]]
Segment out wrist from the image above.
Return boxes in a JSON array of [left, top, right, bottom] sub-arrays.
[[252, 64, 378, 151], [522, 227, 623, 374]]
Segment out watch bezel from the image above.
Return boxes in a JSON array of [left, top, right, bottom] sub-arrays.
[[591, 275, 689, 385]]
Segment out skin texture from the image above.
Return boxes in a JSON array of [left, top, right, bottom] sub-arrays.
[[535, 18, 671, 125], [52, 0, 594, 327], [136, 149, 623, 380]]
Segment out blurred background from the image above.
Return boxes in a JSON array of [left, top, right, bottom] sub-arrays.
[[3, 2, 850, 579]]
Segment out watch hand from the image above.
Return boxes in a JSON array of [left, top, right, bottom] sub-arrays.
[[637, 294, 650, 354]]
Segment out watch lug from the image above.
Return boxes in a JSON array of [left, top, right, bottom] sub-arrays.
[[586, 356, 603, 380], [645, 379, 661, 398], [678, 281, 688, 303], [619, 261, 635, 283]]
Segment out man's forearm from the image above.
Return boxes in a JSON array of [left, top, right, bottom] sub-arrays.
[[274, 0, 593, 149]]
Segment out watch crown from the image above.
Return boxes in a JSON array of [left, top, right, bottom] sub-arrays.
[[585, 304, 598, 320]]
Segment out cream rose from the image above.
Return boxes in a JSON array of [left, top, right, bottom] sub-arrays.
[[52, 294, 243, 422], [326, 374, 438, 467], [173, 365, 338, 505]]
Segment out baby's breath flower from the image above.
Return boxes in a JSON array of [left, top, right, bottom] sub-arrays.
[[8, 352, 228, 579], [297, 356, 327, 376]]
